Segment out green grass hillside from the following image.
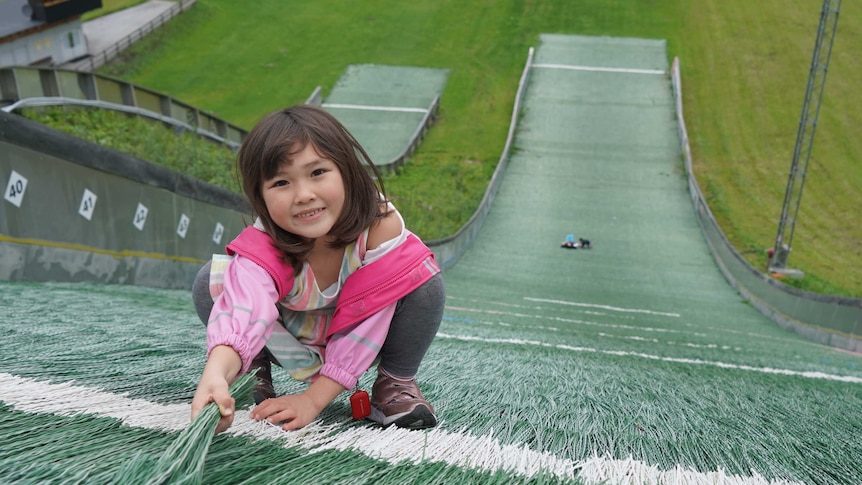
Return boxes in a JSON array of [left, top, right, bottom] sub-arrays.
[[85, 0, 859, 297], [680, 1, 861, 297]]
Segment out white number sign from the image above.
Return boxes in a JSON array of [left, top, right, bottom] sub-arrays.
[[4, 170, 28, 208], [133, 203, 149, 231], [177, 214, 190, 238], [212, 222, 225, 244], [78, 189, 97, 220]]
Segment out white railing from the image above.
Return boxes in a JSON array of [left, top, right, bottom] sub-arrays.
[[71, 0, 197, 72]]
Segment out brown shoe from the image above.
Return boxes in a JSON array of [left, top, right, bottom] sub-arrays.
[[369, 372, 437, 429], [249, 350, 275, 404]]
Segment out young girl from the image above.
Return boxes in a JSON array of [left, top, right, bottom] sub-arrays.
[[190, 105, 445, 433]]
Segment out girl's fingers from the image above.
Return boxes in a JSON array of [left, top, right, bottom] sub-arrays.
[[217, 402, 234, 417], [212, 392, 235, 417]]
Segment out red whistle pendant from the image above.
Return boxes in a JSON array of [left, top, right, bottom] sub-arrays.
[[350, 390, 371, 419]]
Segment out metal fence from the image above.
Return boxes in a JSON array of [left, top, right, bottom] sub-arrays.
[[670, 57, 862, 352], [0, 66, 246, 149]]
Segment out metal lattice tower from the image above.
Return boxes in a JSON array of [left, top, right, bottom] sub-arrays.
[[769, 0, 841, 274]]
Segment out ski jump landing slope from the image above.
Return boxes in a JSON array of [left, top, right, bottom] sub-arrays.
[[1, 34, 862, 485]]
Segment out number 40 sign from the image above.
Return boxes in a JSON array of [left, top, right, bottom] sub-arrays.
[[4, 170, 28, 208]]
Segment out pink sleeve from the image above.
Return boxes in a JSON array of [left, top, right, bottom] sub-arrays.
[[318, 302, 396, 389], [206, 255, 281, 374]]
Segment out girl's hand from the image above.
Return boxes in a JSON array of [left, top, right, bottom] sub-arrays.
[[191, 346, 242, 434], [251, 393, 321, 430], [249, 375, 344, 431], [191, 374, 235, 433]]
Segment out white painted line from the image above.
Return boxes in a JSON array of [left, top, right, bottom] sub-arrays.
[[532, 63, 666, 75], [447, 305, 689, 335], [436, 334, 862, 384], [596, 332, 742, 351], [448, 295, 640, 320], [447, 296, 814, 346], [0, 373, 802, 484], [444, 309, 742, 351], [525, 297, 681, 318], [321, 103, 429, 113]]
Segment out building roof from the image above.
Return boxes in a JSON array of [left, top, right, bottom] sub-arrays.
[[0, 0, 44, 41]]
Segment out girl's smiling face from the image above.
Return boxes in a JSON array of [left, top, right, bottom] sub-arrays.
[[261, 142, 345, 243]]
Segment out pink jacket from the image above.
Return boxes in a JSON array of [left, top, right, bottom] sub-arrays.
[[208, 225, 440, 389], [226, 226, 440, 338]]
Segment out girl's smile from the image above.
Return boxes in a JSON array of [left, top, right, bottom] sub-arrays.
[[295, 208, 325, 220]]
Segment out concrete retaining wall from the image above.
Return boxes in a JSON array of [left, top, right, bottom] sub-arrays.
[[0, 109, 248, 289]]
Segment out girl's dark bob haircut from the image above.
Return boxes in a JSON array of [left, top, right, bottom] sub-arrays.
[[236, 104, 388, 270]]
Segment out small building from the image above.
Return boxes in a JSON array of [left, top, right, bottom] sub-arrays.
[[0, 0, 102, 68]]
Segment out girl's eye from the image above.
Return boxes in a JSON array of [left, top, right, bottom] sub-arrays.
[[311, 168, 327, 177], [272, 180, 288, 188]]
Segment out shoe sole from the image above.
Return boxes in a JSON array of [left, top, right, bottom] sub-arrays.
[[368, 404, 437, 429]]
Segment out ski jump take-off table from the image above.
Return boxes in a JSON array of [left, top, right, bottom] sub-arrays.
[[1, 34, 861, 484]]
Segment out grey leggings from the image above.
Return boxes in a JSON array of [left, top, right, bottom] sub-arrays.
[[192, 261, 445, 378]]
